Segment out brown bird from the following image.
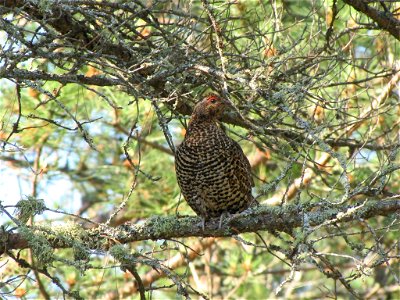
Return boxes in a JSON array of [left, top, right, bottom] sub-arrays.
[[175, 94, 254, 226]]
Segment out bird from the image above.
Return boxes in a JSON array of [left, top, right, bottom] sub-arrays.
[[175, 94, 254, 227]]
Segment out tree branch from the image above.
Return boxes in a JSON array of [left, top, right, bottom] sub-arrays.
[[342, 0, 400, 40], [1, 198, 399, 254], [3, 69, 123, 87], [0, 0, 139, 60]]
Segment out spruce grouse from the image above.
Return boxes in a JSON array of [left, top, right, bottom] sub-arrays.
[[175, 94, 254, 222]]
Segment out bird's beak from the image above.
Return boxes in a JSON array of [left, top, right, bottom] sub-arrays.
[[222, 98, 233, 108]]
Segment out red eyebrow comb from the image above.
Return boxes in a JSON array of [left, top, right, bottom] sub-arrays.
[[206, 94, 220, 101]]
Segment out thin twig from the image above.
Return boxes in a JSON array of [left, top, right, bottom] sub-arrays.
[[3, 83, 22, 145]]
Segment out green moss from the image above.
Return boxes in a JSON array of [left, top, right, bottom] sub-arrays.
[[19, 226, 54, 265], [51, 222, 88, 241], [24, 222, 96, 271], [16, 197, 46, 223], [110, 244, 139, 263], [147, 215, 178, 236], [37, 0, 53, 13], [178, 216, 198, 228], [109, 244, 127, 260], [253, 204, 281, 215], [33, 222, 89, 247]]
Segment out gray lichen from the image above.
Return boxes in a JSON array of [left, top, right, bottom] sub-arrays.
[[19, 225, 54, 265], [16, 197, 46, 224]]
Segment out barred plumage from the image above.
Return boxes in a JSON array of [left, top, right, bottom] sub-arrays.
[[175, 94, 254, 220]]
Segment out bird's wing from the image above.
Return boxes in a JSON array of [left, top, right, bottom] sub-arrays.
[[175, 143, 213, 216], [229, 140, 254, 187]]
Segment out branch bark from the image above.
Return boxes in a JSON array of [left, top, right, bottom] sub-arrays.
[[1, 198, 399, 254], [342, 0, 400, 40]]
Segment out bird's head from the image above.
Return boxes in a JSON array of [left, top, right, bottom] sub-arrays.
[[191, 94, 231, 122]]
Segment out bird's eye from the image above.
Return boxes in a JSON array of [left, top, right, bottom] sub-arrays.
[[210, 99, 217, 104]]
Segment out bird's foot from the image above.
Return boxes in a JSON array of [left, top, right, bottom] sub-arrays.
[[218, 212, 232, 229], [200, 217, 206, 231], [224, 212, 243, 228], [231, 212, 242, 218]]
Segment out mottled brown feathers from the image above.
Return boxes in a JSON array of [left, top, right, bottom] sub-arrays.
[[175, 94, 254, 219]]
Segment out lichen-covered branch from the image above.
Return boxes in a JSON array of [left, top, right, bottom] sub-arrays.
[[1, 198, 399, 254]]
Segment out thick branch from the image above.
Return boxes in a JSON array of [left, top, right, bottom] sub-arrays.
[[342, 0, 400, 40], [1, 199, 399, 254], [112, 199, 399, 241], [3, 69, 123, 87]]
